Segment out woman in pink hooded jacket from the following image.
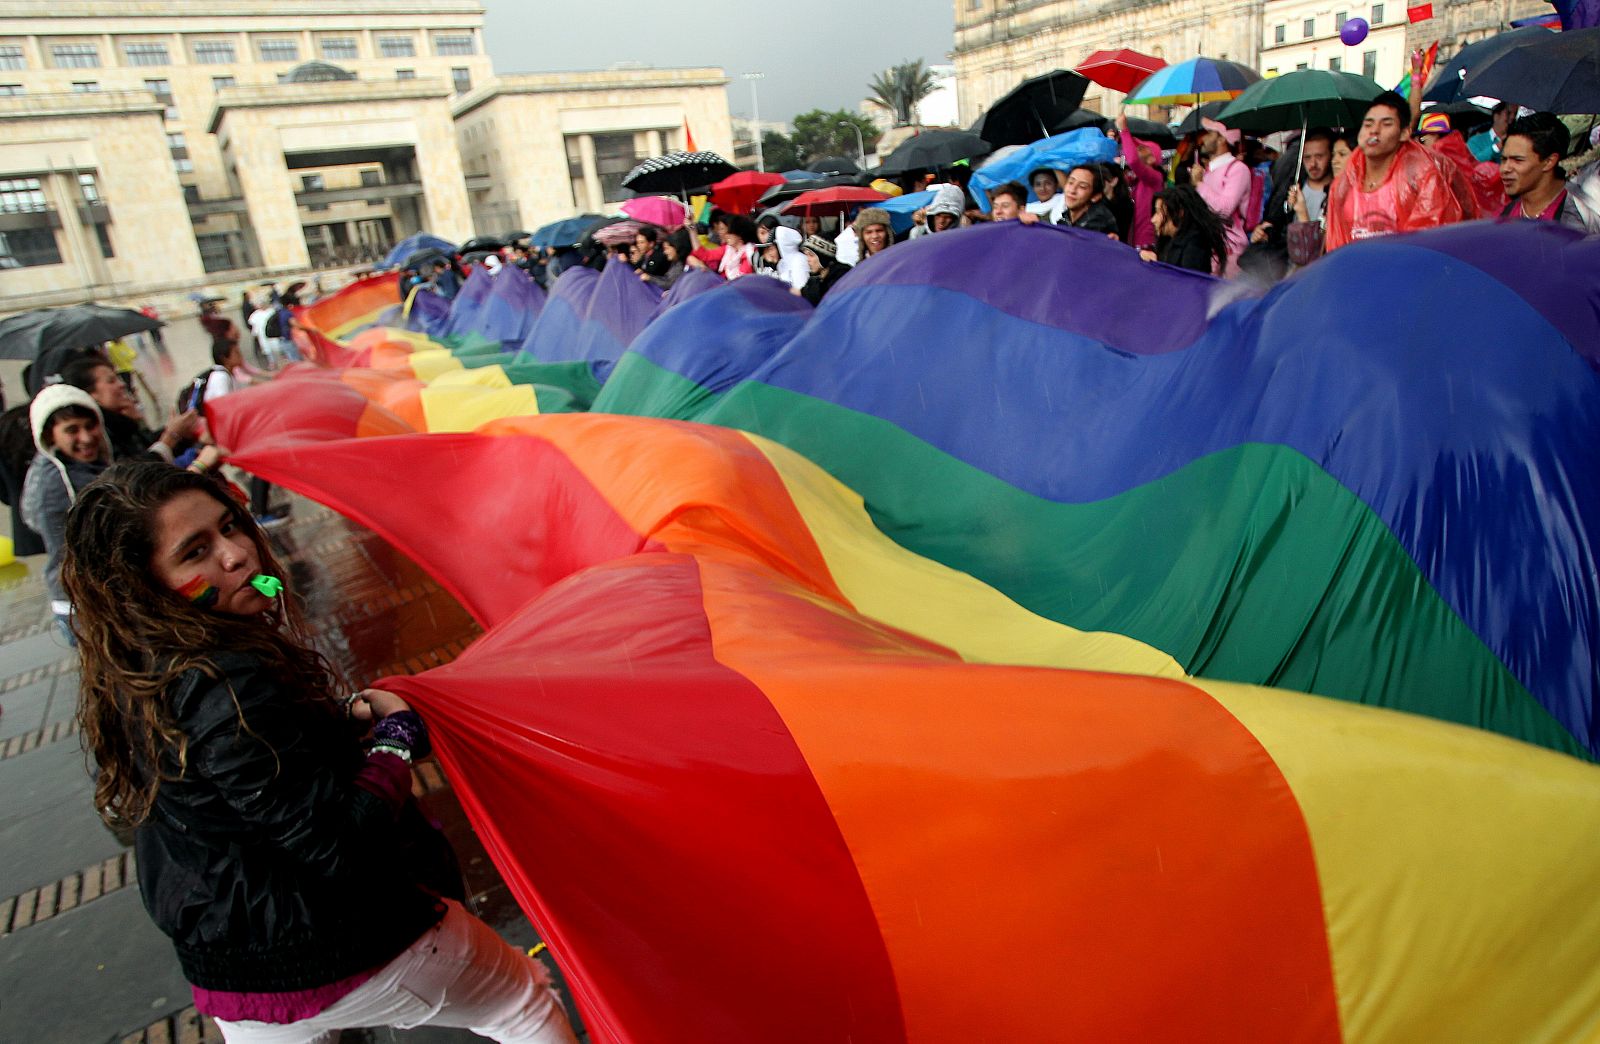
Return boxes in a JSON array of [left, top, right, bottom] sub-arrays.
[[1117, 114, 1166, 250]]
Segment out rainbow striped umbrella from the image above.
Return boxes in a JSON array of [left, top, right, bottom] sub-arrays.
[[1126, 56, 1262, 105]]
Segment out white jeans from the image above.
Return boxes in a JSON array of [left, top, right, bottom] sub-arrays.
[[214, 899, 579, 1044]]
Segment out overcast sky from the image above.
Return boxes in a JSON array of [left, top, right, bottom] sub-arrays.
[[479, 0, 955, 127]]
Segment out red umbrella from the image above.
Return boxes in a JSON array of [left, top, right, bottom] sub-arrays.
[[779, 186, 889, 217], [1077, 49, 1167, 95], [711, 171, 787, 214]]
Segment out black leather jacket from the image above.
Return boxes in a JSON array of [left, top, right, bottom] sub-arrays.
[[135, 653, 457, 992]]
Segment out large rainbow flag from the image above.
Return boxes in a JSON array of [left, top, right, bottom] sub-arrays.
[[213, 220, 1600, 1043]]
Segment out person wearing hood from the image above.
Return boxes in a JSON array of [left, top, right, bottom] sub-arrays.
[[913, 183, 967, 238], [765, 225, 810, 292], [800, 235, 852, 305], [20, 385, 113, 636], [851, 207, 894, 262], [1117, 114, 1167, 250]]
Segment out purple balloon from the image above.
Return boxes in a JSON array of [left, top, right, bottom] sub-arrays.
[[1340, 17, 1370, 46]]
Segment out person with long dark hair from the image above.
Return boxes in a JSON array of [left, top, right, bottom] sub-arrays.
[[1139, 186, 1229, 275], [62, 461, 578, 1044]]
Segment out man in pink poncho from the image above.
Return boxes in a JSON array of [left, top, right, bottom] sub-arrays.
[[1190, 117, 1250, 275]]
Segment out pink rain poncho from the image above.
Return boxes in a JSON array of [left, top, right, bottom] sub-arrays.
[[1325, 140, 1468, 251]]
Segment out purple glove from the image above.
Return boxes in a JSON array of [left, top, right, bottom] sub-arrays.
[[370, 710, 431, 762]]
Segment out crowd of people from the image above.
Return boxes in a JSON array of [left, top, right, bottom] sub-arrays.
[[467, 77, 1597, 293]]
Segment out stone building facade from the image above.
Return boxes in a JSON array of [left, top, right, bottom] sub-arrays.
[[454, 68, 734, 234], [1259, 0, 1411, 86], [953, 0, 1268, 124], [0, 2, 734, 309]]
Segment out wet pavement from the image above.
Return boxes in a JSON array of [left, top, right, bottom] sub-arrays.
[[0, 494, 590, 1042]]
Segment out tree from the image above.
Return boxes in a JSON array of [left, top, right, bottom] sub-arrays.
[[867, 60, 939, 128], [760, 130, 803, 172], [790, 109, 882, 164]]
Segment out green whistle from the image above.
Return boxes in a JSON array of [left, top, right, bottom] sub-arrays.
[[250, 574, 283, 598]]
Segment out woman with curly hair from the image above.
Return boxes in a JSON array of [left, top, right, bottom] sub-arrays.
[[63, 461, 577, 1044], [1139, 185, 1230, 275]]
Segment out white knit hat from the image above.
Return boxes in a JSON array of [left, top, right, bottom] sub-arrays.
[[28, 384, 110, 505]]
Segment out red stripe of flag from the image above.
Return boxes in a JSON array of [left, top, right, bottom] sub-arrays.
[[1408, 2, 1434, 21]]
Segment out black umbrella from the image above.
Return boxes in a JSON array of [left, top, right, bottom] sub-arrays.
[[621, 151, 739, 197], [0, 304, 162, 362], [1461, 27, 1600, 114], [1424, 26, 1556, 104], [1174, 100, 1230, 137], [806, 155, 861, 174], [1123, 116, 1178, 147], [970, 69, 1092, 148], [401, 247, 450, 270], [458, 235, 505, 254], [756, 174, 860, 208], [874, 130, 993, 176]]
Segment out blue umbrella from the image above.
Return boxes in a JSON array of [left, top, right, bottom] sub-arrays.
[[378, 233, 456, 270], [967, 128, 1119, 212], [1126, 57, 1261, 105], [530, 214, 607, 250], [875, 189, 938, 234], [781, 170, 827, 181]]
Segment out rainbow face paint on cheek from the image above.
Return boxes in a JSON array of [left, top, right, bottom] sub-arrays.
[[177, 575, 220, 608]]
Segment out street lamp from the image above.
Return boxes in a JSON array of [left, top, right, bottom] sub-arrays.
[[743, 71, 765, 171], [838, 120, 866, 167]]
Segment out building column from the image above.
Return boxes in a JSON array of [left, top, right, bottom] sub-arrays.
[[646, 129, 663, 156], [578, 134, 602, 212], [225, 119, 311, 270]]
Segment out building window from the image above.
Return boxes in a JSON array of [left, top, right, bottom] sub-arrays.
[[301, 174, 325, 191], [395, 68, 416, 80], [52, 44, 101, 69], [451, 67, 472, 94], [144, 78, 178, 119], [182, 184, 202, 204], [257, 39, 299, 63], [434, 34, 476, 56], [174, 157, 194, 173], [1274, 24, 1286, 43], [1303, 18, 1315, 37], [1336, 10, 1347, 26], [0, 229, 63, 268], [193, 40, 236, 65], [1329, 56, 1342, 71], [0, 85, 22, 96], [0, 45, 25, 71], [167, 132, 187, 150], [124, 42, 170, 66], [94, 223, 114, 258], [378, 36, 415, 58], [1363, 50, 1378, 79], [0, 177, 48, 213], [78, 173, 101, 203], [1371, 3, 1385, 22], [320, 37, 358, 60], [1296, 61, 1309, 70], [71, 81, 101, 93], [212, 75, 236, 90], [360, 169, 383, 187]]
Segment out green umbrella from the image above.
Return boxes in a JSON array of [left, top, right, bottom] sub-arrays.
[[1216, 69, 1384, 134]]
